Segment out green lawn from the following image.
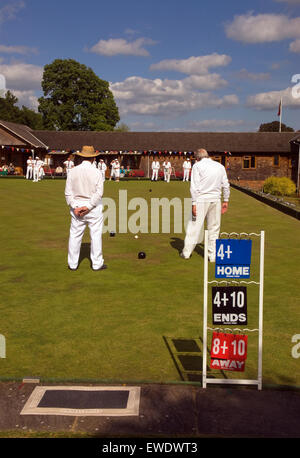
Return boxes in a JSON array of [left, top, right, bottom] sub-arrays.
[[0, 178, 299, 387]]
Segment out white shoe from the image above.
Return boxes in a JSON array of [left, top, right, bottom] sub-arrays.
[[180, 252, 190, 259]]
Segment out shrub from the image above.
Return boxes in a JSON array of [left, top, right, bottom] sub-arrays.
[[263, 176, 296, 196]]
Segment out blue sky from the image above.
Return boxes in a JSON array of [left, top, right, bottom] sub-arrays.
[[0, 0, 299, 131]]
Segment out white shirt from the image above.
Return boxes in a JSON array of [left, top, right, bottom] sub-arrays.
[[163, 161, 171, 169], [64, 160, 74, 170], [190, 158, 230, 204], [183, 160, 191, 169], [113, 161, 120, 170], [65, 160, 104, 210], [98, 162, 107, 171], [35, 159, 44, 169], [27, 159, 34, 168], [152, 161, 160, 170]]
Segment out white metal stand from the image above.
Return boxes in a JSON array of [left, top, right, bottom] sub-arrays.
[[202, 230, 265, 390]]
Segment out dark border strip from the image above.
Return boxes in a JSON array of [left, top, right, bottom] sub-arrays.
[[230, 183, 300, 221]]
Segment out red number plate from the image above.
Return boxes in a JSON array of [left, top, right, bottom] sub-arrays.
[[229, 334, 248, 361], [210, 331, 233, 360]]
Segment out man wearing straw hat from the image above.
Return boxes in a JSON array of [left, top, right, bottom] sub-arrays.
[[65, 145, 107, 271]]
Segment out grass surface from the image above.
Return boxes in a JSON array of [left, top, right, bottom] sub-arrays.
[[0, 179, 299, 387]]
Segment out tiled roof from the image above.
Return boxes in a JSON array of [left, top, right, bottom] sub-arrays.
[[0, 120, 48, 148], [33, 130, 296, 153]]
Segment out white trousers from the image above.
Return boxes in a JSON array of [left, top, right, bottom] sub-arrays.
[[68, 203, 104, 270], [182, 200, 221, 261], [164, 170, 170, 182], [26, 167, 33, 179], [33, 167, 39, 182], [183, 169, 190, 181], [152, 169, 158, 180]]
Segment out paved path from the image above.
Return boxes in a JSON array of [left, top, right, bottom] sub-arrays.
[[0, 381, 299, 438]]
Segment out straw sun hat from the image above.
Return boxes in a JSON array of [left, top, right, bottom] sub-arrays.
[[76, 146, 101, 157]]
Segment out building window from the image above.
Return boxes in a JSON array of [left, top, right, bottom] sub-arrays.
[[273, 155, 280, 167], [243, 156, 256, 169]]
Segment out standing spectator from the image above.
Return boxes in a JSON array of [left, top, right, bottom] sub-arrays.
[[65, 145, 106, 271], [64, 156, 75, 177], [26, 156, 34, 180], [113, 159, 120, 182], [182, 157, 191, 182], [151, 158, 160, 181], [98, 159, 107, 181], [33, 157, 40, 182], [109, 159, 115, 181], [162, 158, 172, 182], [181, 148, 230, 262], [39, 159, 45, 180]]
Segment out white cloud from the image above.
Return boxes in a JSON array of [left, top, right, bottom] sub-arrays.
[[246, 87, 300, 110], [110, 75, 238, 116], [0, 61, 43, 90], [225, 13, 300, 43], [236, 69, 271, 81], [89, 37, 157, 56], [0, 44, 38, 55], [289, 38, 300, 52], [150, 53, 231, 75], [9, 89, 39, 111], [0, 1, 25, 24]]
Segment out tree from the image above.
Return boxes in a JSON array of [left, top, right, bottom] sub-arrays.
[[38, 59, 120, 131], [0, 90, 23, 123], [20, 105, 45, 130], [114, 122, 130, 132], [258, 121, 294, 132], [0, 90, 44, 129]]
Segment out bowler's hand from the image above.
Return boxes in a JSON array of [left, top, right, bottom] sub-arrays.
[[78, 206, 90, 217], [74, 206, 90, 218], [192, 204, 197, 221], [221, 202, 228, 214]]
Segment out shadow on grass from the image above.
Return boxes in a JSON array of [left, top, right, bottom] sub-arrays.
[[163, 336, 228, 383], [169, 237, 205, 258], [78, 243, 92, 267]]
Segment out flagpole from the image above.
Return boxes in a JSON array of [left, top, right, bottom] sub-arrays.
[[279, 97, 282, 132]]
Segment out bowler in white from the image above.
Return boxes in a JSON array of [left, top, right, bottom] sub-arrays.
[[65, 145, 106, 271], [181, 148, 230, 262]]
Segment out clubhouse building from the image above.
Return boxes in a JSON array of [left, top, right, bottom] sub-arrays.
[[0, 119, 299, 190]]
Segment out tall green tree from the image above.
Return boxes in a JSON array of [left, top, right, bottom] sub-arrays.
[[38, 59, 120, 131], [258, 121, 294, 132]]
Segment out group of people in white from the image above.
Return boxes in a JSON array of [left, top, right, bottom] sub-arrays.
[[64, 156, 119, 181], [151, 157, 192, 182], [25, 156, 46, 182], [26, 155, 192, 182]]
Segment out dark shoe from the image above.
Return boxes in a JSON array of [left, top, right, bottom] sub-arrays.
[[92, 264, 108, 271], [68, 266, 78, 271]]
